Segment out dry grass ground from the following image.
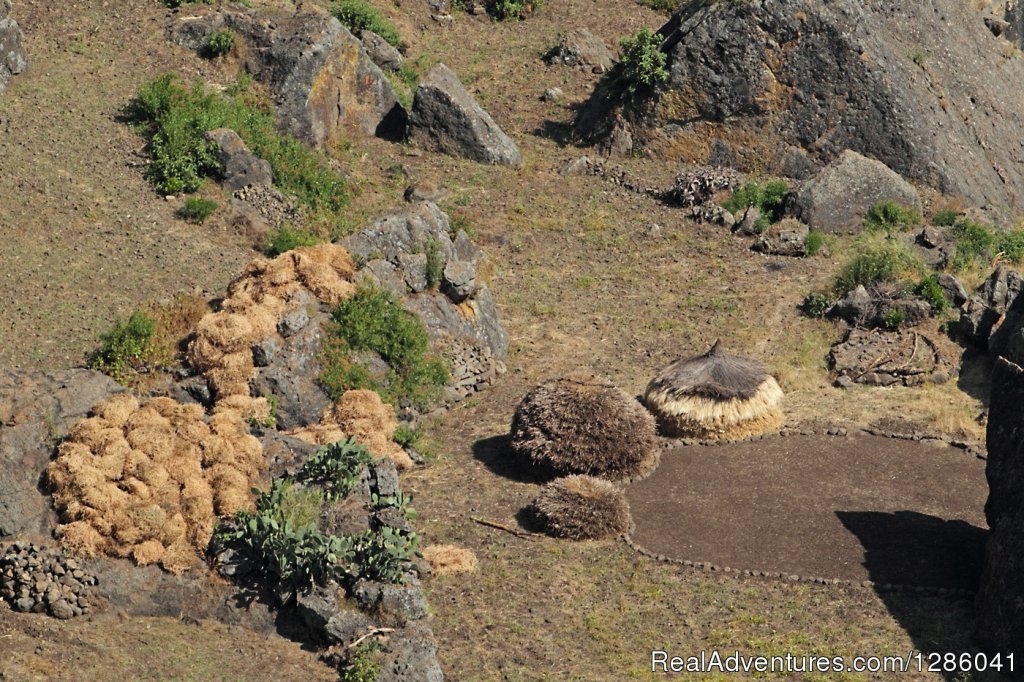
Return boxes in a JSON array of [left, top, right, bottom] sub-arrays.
[[0, 0, 997, 678]]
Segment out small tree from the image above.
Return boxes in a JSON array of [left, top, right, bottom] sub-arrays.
[[618, 28, 669, 94]]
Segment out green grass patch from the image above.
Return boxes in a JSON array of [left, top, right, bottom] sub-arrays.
[[331, 0, 401, 46], [914, 274, 950, 315], [863, 200, 921, 234], [803, 231, 824, 256], [834, 239, 924, 294], [487, 0, 542, 19], [424, 239, 443, 289], [265, 225, 320, 256], [88, 311, 158, 382], [131, 74, 348, 225], [179, 197, 218, 224], [932, 209, 959, 227], [319, 284, 449, 410], [204, 29, 235, 59]]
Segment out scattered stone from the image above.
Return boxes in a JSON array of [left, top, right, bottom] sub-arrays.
[[541, 87, 563, 103], [361, 30, 403, 72], [0, 1, 27, 96], [827, 285, 930, 329], [829, 328, 956, 387], [543, 28, 614, 72], [752, 218, 808, 257], [409, 63, 523, 167], [204, 129, 273, 192], [232, 185, 301, 230], [403, 181, 447, 203], [560, 156, 591, 176], [440, 260, 476, 303], [789, 151, 921, 234], [0, 542, 95, 619]]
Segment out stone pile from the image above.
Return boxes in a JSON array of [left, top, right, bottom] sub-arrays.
[[0, 542, 95, 619]]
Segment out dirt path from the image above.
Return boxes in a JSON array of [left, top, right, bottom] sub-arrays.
[[627, 434, 988, 590]]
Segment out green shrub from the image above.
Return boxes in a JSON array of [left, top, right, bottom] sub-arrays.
[[834, 241, 923, 294], [488, 0, 542, 20], [132, 74, 348, 216], [804, 231, 824, 256], [618, 28, 668, 94], [882, 307, 906, 330], [319, 285, 449, 409], [996, 229, 1024, 264], [424, 239, 443, 289], [392, 423, 419, 448], [932, 209, 959, 227], [179, 197, 218, 223], [332, 0, 401, 46], [89, 312, 158, 381], [722, 179, 790, 224], [950, 218, 995, 271], [339, 643, 382, 682], [204, 29, 235, 59], [863, 200, 921, 234], [266, 226, 320, 256], [294, 437, 374, 501], [638, 0, 679, 13], [801, 291, 835, 318], [914, 274, 949, 315]]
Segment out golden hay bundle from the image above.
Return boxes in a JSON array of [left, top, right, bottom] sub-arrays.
[[47, 396, 265, 574], [510, 373, 659, 480], [422, 545, 479, 575], [287, 390, 414, 470], [642, 340, 784, 441], [529, 475, 632, 540]]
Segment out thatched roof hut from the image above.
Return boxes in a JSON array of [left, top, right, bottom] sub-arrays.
[[643, 341, 784, 440]]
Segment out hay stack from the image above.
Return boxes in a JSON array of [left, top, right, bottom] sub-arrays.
[[47, 394, 264, 574], [528, 475, 632, 540], [422, 545, 479, 575], [287, 390, 414, 470], [510, 373, 659, 480], [643, 340, 784, 441]]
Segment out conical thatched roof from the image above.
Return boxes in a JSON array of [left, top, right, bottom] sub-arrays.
[[643, 341, 783, 441]]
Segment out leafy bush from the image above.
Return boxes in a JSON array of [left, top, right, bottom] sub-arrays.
[[339, 643, 382, 682], [834, 241, 923, 294], [266, 226, 319, 256], [320, 285, 449, 409], [932, 209, 959, 227], [618, 28, 669, 94], [804, 231, 824, 256], [179, 197, 218, 223], [722, 179, 790, 231], [914, 274, 949, 315], [132, 74, 347, 216], [89, 312, 158, 381], [950, 218, 995, 271], [882, 307, 906, 330], [392, 423, 419, 448], [801, 292, 835, 318], [863, 200, 921, 234], [424, 239, 443, 289], [996, 229, 1024, 264], [204, 29, 235, 58], [294, 437, 374, 501], [487, 0, 542, 20], [331, 0, 401, 46]]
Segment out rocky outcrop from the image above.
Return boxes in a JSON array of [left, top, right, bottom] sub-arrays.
[[977, 356, 1024, 668], [169, 4, 405, 146], [826, 285, 931, 330], [543, 28, 614, 72], [361, 30, 403, 72], [0, 0, 27, 95], [205, 129, 273, 192], [0, 370, 123, 539], [576, 0, 1024, 215], [789, 151, 920, 234], [340, 201, 509, 403], [409, 63, 522, 167], [751, 218, 807, 257], [958, 266, 1024, 350]]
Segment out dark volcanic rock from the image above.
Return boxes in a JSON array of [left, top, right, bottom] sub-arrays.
[[205, 128, 273, 191], [0, 1, 27, 96], [409, 63, 522, 166], [959, 266, 1024, 347], [789, 151, 920, 234], [543, 28, 614, 72], [361, 30, 403, 72], [576, 0, 1024, 215], [378, 621, 445, 682], [827, 285, 930, 330], [169, 4, 405, 147], [0, 370, 123, 539]]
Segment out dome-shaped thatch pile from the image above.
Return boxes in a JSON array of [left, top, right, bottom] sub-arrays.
[[643, 341, 783, 441], [528, 475, 632, 540], [510, 372, 659, 480]]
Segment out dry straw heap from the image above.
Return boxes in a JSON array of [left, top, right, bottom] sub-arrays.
[[421, 545, 479, 575], [46, 394, 264, 574], [528, 475, 632, 540], [643, 340, 784, 441], [510, 372, 659, 480]]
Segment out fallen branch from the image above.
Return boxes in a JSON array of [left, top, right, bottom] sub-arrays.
[[471, 516, 539, 540], [347, 628, 396, 649]]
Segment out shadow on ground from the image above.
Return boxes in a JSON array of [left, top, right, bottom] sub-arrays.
[[471, 434, 554, 484]]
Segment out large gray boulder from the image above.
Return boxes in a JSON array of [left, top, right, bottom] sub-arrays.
[[205, 129, 273, 191], [959, 266, 1024, 348], [576, 0, 1024, 216], [790, 151, 920, 234], [0, 370, 123, 539], [0, 0, 27, 95], [169, 5, 405, 146], [409, 63, 522, 166]]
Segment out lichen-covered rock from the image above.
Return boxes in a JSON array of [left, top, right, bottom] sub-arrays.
[[789, 151, 920, 234], [361, 30, 403, 72], [409, 63, 522, 166], [543, 28, 614, 72], [752, 218, 808, 257], [205, 129, 273, 191], [377, 621, 445, 682], [169, 4, 405, 146], [959, 266, 1024, 347], [0, 1, 27, 96]]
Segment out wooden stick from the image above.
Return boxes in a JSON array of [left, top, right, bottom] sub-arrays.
[[347, 628, 396, 649], [471, 516, 538, 539]]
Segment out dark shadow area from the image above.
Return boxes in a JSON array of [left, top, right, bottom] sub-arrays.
[[957, 345, 994, 407], [838, 510, 995, 681], [837, 510, 986, 590], [471, 434, 555, 484], [531, 118, 575, 147]]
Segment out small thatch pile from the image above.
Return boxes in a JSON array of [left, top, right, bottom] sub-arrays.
[[187, 244, 356, 401], [46, 394, 264, 574], [287, 389, 414, 470], [528, 475, 632, 540], [422, 545, 479, 575], [510, 372, 659, 480], [642, 340, 784, 441]]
